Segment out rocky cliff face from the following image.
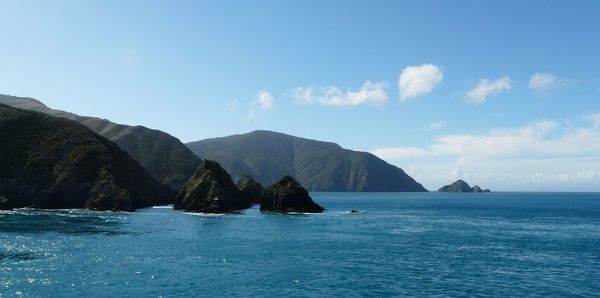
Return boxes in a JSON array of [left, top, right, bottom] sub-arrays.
[[236, 174, 263, 205], [174, 160, 251, 213], [260, 176, 324, 213], [0, 94, 201, 191], [438, 180, 491, 193], [0, 104, 171, 211]]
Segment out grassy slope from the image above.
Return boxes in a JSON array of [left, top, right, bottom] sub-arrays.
[[186, 130, 428, 192]]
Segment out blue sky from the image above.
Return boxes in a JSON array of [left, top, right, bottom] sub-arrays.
[[1, 1, 599, 191]]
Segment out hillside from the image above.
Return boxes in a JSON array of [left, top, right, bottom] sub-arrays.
[[0, 104, 170, 211], [0, 94, 200, 190], [186, 130, 427, 192]]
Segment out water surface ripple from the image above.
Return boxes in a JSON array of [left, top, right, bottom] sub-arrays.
[[1, 192, 599, 297]]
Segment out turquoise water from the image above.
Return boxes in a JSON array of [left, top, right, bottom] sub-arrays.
[[1, 192, 600, 297]]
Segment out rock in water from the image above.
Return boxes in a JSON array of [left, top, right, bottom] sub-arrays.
[[236, 174, 264, 205], [471, 186, 490, 193], [174, 160, 251, 213], [438, 180, 491, 193], [260, 176, 324, 213], [0, 104, 172, 211]]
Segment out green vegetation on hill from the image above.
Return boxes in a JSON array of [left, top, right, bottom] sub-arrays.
[[0, 104, 171, 211], [0, 94, 200, 191], [186, 130, 427, 192]]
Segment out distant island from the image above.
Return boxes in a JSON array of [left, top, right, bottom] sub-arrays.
[[438, 180, 491, 193]]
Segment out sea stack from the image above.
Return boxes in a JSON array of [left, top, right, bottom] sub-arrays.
[[438, 180, 491, 193], [236, 174, 263, 205], [260, 176, 324, 213], [174, 160, 251, 213]]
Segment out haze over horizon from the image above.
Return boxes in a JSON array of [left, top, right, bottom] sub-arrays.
[[1, 1, 599, 191]]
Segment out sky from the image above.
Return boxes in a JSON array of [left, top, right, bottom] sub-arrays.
[[1, 0, 599, 191]]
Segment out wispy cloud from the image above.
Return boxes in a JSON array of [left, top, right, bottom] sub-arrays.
[[529, 72, 557, 92], [292, 81, 388, 107], [398, 64, 443, 101], [466, 76, 514, 103], [254, 90, 274, 109], [372, 119, 600, 160], [247, 109, 256, 122], [421, 121, 446, 131], [370, 115, 600, 191]]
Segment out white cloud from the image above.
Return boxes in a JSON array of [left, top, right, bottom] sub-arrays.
[[529, 72, 557, 91], [254, 90, 274, 109], [247, 109, 256, 122], [370, 116, 600, 191], [466, 76, 514, 103], [398, 64, 443, 101], [585, 113, 600, 128], [402, 157, 600, 192], [373, 120, 600, 160], [292, 81, 388, 107], [422, 121, 445, 131]]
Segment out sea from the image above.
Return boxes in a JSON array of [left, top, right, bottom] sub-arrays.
[[1, 192, 599, 297]]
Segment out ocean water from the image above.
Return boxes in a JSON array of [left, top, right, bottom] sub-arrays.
[[1, 192, 600, 297]]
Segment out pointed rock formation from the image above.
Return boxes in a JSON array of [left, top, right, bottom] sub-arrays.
[[260, 176, 324, 213], [174, 160, 251, 213], [236, 174, 264, 205]]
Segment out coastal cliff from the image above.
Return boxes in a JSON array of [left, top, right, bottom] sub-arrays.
[[0, 104, 171, 211]]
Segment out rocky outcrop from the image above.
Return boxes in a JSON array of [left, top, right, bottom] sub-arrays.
[[0, 104, 172, 211], [174, 160, 251, 213], [438, 180, 491, 193], [236, 174, 264, 205], [260, 176, 324, 213]]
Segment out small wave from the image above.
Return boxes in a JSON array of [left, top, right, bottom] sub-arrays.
[[184, 212, 227, 217], [151, 205, 174, 209], [341, 210, 366, 215]]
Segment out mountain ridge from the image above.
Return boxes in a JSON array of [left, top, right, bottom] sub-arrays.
[[0, 94, 201, 190], [186, 130, 427, 192]]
